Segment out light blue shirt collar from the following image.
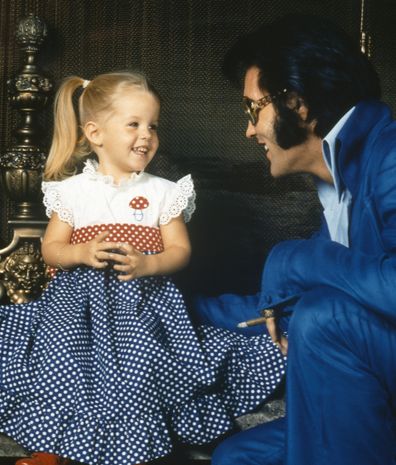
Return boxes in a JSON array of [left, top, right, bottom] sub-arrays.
[[316, 107, 355, 247], [321, 106, 355, 201]]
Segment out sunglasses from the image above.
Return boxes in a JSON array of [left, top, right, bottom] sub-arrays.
[[243, 89, 287, 126]]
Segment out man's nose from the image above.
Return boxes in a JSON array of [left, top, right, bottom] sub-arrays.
[[245, 120, 256, 138]]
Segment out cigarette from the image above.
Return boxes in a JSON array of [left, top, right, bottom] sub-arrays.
[[237, 316, 268, 328]]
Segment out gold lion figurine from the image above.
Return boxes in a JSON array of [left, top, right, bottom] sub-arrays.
[[0, 242, 49, 304]]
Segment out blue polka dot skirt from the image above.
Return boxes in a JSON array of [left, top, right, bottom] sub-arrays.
[[0, 268, 286, 465]]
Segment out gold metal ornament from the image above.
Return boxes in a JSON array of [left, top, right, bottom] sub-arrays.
[[0, 242, 49, 304], [0, 14, 52, 304]]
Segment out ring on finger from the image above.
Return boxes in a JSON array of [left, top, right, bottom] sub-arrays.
[[261, 308, 276, 319]]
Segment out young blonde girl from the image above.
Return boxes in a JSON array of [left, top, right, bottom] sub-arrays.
[[0, 72, 286, 465]]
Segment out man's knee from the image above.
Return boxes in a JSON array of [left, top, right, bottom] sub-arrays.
[[288, 286, 365, 347]]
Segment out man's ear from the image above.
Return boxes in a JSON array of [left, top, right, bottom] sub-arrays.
[[296, 100, 310, 122], [286, 93, 308, 119], [84, 121, 103, 147], [286, 93, 316, 130]]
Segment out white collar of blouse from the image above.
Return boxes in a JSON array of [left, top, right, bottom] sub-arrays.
[[83, 158, 145, 187]]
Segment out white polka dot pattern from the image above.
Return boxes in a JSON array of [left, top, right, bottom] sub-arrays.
[[71, 223, 164, 253], [0, 268, 286, 465], [129, 196, 149, 209]]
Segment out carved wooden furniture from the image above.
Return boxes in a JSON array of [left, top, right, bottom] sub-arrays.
[[0, 13, 52, 304]]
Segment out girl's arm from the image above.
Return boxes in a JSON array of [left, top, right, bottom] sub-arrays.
[[41, 213, 121, 269], [112, 214, 191, 281]]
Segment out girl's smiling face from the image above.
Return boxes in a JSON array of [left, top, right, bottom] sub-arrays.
[[86, 88, 160, 183]]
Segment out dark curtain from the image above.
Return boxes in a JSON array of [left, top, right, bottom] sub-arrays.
[[1, 0, 396, 295]]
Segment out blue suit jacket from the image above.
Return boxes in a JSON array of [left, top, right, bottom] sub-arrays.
[[260, 99, 396, 324]]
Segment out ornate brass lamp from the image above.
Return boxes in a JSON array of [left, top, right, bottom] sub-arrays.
[[0, 14, 52, 303]]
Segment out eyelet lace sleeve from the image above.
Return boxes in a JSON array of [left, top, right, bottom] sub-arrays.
[[42, 181, 74, 227], [159, 175, 196, 225]]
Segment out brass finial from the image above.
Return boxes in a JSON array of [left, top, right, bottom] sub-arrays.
[[360, 0, 372, 58]]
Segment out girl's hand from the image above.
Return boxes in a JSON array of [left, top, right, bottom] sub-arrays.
[[109, 243, 146, 280], [79, 231, 122, 269], [101, 216, 191, 280]]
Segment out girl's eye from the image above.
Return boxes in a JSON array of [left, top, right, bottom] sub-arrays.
[[128, 122, 139, 128], [149, 124, 158, 131]]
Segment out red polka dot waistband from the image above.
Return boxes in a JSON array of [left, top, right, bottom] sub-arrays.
[[70, 223, 164, 253]]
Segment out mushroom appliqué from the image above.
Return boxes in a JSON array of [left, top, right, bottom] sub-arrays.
[[129, 196, 149, 221]]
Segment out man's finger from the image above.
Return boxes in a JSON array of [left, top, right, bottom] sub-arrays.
[[265, 317, 279, 343], [279, 335, 288, 356]]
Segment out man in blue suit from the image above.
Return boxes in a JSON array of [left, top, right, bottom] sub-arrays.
[[212, 14, 396, 465]]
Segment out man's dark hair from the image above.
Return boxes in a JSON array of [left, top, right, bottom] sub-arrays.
[[223, 14, 381, 148]]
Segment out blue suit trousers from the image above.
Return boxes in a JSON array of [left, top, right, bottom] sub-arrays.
[[212, 286, 396, 465]]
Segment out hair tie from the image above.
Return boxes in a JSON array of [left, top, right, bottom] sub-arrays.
[[82, 79, 91, 89]]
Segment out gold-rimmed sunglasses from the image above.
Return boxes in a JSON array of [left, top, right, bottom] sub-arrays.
[[243, 89, 287, 126]]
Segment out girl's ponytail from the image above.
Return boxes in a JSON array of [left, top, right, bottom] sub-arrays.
[[44, 76, 90, 181]]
